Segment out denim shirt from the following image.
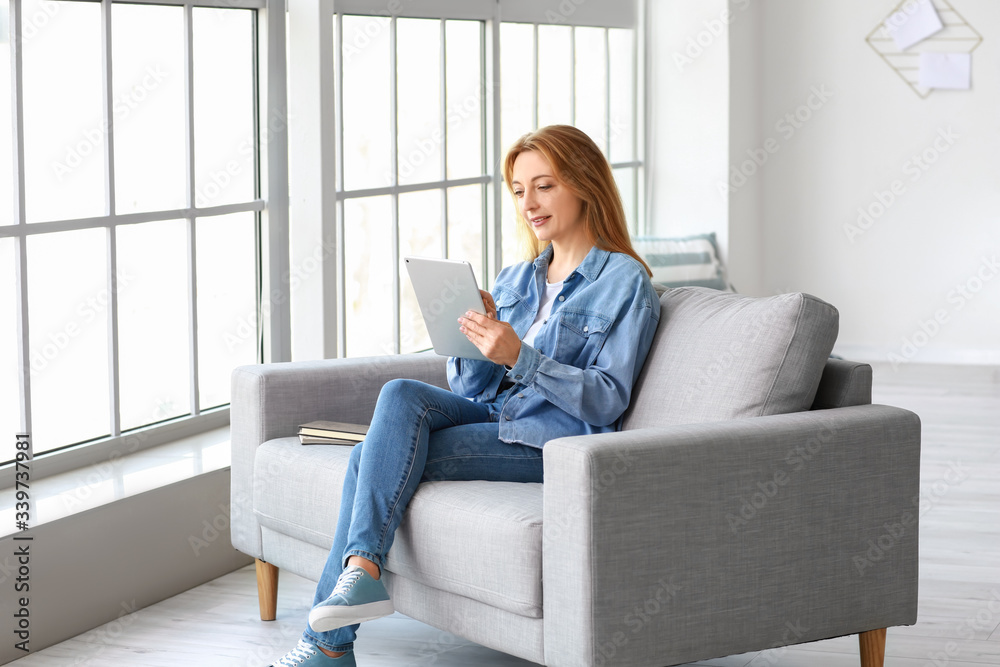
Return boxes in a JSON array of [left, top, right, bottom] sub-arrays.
[[447, 244, 661, 448]]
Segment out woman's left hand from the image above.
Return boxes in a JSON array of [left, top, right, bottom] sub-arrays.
[[458, 311, 521, 367]]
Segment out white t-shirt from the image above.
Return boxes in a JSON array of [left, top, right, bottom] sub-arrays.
[[523, 280, 564, 347]]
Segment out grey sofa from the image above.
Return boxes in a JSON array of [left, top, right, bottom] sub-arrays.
[[231, 286, 920, 667]]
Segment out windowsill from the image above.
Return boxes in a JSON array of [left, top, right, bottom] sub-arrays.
[[0, 425, 231, 538]]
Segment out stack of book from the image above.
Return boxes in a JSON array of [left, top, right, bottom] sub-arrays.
[[298, 420, 369, 445]]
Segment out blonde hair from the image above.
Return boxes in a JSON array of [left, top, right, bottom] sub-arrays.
[[502, 125, 652, 277]]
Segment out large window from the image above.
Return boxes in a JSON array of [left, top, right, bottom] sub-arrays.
[[332, 1, 645, 358], [2, 0, 641, 468], [1, 0, 279, 466]]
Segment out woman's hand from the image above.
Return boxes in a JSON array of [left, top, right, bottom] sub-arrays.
[[479, 290, 497, 319], [458, 310, 521, 368]]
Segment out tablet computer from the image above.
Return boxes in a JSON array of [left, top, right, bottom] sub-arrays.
[[404, 256, 489, 361]]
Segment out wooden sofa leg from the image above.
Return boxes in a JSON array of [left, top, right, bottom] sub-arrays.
[[256, 559, 279, 621], [859, 628, 887, 667]]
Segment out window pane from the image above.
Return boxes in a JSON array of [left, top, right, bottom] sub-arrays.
[[194, 8, 255, 208], [22, 0, 105, 223], [614, 167, 636, 234], [500, 23, 534, 154], [447, 184, 484, 291], [1, 7, 13, 227], [113, 5, 186, 214], [609, 29, 635, 164], [27, 228, 110, 453], [117, 220, 190, 430], [446, 20, 482, 180], [342, 15, 391, 191], [344, 196, 393, 356], [0, 239, 18, 461], [397, 18, 441, 186], [196, 212, 257, 410], [636, 165, 645, 235], [501, 189, 521, 270], [537, 25, 572, 128], [574, 27, 607, 155], [399, 190, 442, 354]]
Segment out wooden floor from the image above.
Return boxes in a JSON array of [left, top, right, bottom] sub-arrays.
[[10, 362, 1000, 667]]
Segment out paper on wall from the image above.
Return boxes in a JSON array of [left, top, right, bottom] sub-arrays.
[[919, 52, 972, 89], [884, 0, 944, 50]]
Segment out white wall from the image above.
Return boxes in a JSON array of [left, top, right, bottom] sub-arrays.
[[651, 0, 1000, 364]]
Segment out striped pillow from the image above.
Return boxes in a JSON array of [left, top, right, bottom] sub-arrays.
[[632, 233, 731, 291]]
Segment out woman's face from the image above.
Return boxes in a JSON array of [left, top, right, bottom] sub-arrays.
[[511, 149, 585, 247]]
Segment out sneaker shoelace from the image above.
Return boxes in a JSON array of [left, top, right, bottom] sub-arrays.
[[275, 639, 320, 666], [331, 568, 364, 598]]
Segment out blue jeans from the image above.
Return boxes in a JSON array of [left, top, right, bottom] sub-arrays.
[[302, 378, 545, 653]]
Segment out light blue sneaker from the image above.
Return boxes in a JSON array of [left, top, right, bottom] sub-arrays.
[[308, 565, 395, 632], [269, 639, 355, 666]]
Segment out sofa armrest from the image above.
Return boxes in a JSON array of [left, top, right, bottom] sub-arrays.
[[542, 404, 921, 667], [230, 352, 448, 557], [810, 358, 873, 409]]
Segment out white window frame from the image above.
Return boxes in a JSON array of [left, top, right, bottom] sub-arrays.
[[287, 0, 646, 360], [1, 0, 290, 483]]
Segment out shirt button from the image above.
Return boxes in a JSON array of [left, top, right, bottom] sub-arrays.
[[558, 295, 565, 301], [517, 393, 524, 399], [515, 374, 522, 380], [583, 325, 589, 332], [504, 415, 512, 421]]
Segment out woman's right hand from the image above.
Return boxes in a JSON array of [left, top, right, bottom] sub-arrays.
[[480, 290, 497, 320]]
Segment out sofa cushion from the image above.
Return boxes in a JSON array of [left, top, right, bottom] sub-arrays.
[[253, 438, 352, 549], [252, 438, 545, 618], [623, 287, 839, 429], [386, 480, 544, 618]]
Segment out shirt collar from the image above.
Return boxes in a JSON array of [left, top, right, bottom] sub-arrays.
[[533, 244, 610, 283]]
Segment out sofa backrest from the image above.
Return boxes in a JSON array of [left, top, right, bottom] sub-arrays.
[[623, 287, 839, 430]]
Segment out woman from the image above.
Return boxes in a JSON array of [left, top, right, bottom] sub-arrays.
[[270, 125, 660, 666]]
